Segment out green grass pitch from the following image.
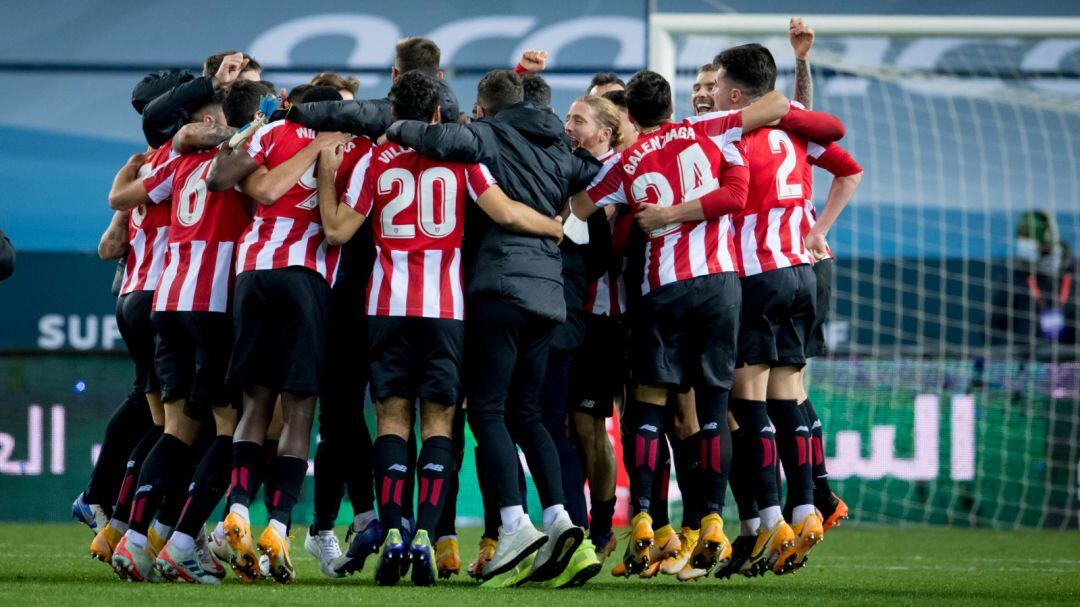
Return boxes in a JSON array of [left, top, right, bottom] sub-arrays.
[[1, 524, 1078, 606]]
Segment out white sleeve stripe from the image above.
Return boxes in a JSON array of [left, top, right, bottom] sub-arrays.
[[683, 109, 739, 125], [247, 119, 283, 159], [586, 153, 620, 190], [720, 142, 745, 166], [343, 151, 373, 212], [807, 142, 826, 159], [147, 173, 174, 203]]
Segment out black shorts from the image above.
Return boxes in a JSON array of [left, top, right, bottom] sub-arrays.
[[570, 313, 629, 418], [151, 311, 233, 411], [632, 272, 741, 391], [367, 315, 464, 406], [226, 268, 331, 396], [805, 259, 833, 358], [116, 291, 160, 394], [738, 264, 817, 368]]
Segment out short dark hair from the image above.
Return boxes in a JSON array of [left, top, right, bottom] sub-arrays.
[[624, 70, 672, 128], [287, 84, 312, 106], [223, 80, 273, 128], [395, 38, 441, 74], [476, 69, 523, 116], [712, 43, 776, 98], [522, 74, 551, 108], [589, 72, 625, 93], [602, 89, 627, 109], [310, 72, 360, 95], [191, 88, 227, 119], [301, 85, 343, 104], [203, 51, 261, 78], [390, 70, 442, 122]]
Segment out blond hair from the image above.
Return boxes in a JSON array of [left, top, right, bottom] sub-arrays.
[[574, 95, 623, 149], [310, 72, 360, 95]]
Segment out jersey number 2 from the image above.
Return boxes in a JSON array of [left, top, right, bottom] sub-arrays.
[[769, 130, 803, 200]]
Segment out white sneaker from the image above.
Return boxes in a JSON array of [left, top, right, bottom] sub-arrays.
[[481, 517, 547, 580], [209, 522, 232, 563], [195, 527, 227, 580], [528, 510, 584, 583], [304, 529, 345, 578], [156, 538, 220, 584]]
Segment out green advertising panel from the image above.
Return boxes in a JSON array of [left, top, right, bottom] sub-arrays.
[[0, 355, 1076, 529]]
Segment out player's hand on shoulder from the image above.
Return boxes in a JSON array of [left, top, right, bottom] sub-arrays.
[[318, 144, 345, 174], [314, 131, 350, 150]]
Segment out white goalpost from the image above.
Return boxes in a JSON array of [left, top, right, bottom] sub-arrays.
[[648, 12, 1080, 529]]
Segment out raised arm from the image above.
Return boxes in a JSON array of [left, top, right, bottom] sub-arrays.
[[475, 184, 563, 241], [384, 120, 485, 164], [241, 131, 350, 205], [108, 152, 152, 211], [173, 122, 237, 154], [779, 106, 845, 142], [317, 146, 368, 246], [141, 53, 246, 147], [98, 211, 129, 260], [790, 17, 815, 109], [289, 98, 392, 139]]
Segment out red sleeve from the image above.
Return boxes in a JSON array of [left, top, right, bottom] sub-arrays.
[[686, 110, 744, 147], [778, 106, 845, 143], [246, 122, 278, 166], [700, 163, 748, 219], [142, 157, 179, 204], [809, 142, 862, 177], [513, 63, 528, 75], [465, 163, 497, 200], [342, 151, 375, 216]]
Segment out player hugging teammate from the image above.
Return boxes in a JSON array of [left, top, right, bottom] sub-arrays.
[[74, 16, 861, 589]]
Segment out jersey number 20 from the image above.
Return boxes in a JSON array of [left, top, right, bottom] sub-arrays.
[[378, 167, 457, 239]]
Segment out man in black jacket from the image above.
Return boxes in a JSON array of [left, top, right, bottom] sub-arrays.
[[384, 69, 599, 583], [140, 51, 259, 148], [286, 37, 459, 140]]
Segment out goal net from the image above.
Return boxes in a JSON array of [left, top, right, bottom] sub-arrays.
[[650, 12, 1080, 529]]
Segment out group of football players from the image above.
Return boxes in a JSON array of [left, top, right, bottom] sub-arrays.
[[71, 16, 862, 589]]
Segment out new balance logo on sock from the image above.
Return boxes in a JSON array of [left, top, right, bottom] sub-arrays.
[[761, 425, 775, 434], [388, 464, 409, 473], [811, 420, 822, 430], [796, 425, 809, 433], [422, 463, 444, 472], [639, 424, 658, 433], [579, 399, 596, 410], [135, 484, 153, 494], [702, 422, 719, 431]]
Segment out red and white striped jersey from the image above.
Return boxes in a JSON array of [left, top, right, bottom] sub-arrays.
[[585, 111, 744, 295], [342, 143, 497, 320], [143, 146, 253, 312], [799, 142, 863, 261], [120, 141, 178, 295], [584, 150, 628, 316], [732, 125, 820, 276], [234, 120, 342, 285]]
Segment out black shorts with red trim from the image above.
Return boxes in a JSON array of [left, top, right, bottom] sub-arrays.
[[805, 259, 833, 358], [631, 272, 741, 391], [151, 310, 233, 411], [117, 290, 160, 394], [737, 264, 817, 368], [367, 315, 464, 407], [226, 267, 331, 396], [570, 313, 629, 418]]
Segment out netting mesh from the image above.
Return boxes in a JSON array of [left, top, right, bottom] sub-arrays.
[[664, 30, 1080, 528]]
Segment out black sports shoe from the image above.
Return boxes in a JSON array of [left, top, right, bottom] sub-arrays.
[[714, 535, 756, 579]]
